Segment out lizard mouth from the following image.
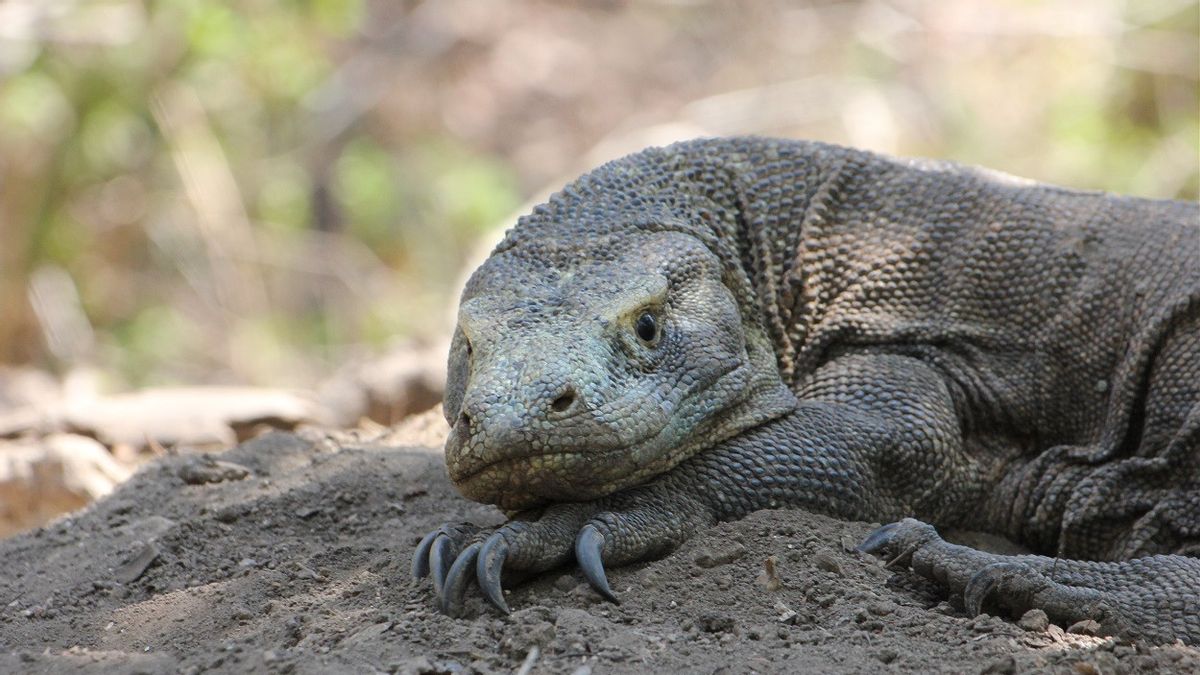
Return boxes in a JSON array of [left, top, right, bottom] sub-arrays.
[[450, 448, 586, 484], [449, 447, 631, 509]]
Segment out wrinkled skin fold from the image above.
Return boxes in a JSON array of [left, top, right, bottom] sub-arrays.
[[414, 137, 1200, 644]]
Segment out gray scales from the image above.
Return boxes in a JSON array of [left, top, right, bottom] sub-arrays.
[[411, 137, 1200, 645]]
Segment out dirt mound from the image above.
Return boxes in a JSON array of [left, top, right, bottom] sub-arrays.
[[1, 416, 1195, 674]]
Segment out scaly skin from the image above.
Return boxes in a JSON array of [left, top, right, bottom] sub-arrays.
[[413, 137, 1200, 644]]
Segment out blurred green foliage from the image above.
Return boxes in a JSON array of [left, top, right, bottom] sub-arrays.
[[0, 0, 521, 388], [0, 0, 1195, 391]]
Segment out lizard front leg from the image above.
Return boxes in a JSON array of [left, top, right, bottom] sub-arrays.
[[415, 351, 973, 615], [412, 478, 717, 615], [410, 412, 871, 617]]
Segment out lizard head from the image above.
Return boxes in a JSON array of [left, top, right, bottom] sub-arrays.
[[442, 229, 795, 511]]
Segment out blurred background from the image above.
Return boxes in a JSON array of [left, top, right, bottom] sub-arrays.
[[0, 0, 1196, 533]]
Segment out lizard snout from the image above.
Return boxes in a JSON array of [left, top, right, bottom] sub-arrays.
[[454, 382, 584, 441], [448, 374, 594, 469], [444, 362, 637, 508]]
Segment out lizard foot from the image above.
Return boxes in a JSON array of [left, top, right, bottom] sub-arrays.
[[411, 522, 483, 608], [413, 484, 713, 616], [858, 518, 1200, 645]]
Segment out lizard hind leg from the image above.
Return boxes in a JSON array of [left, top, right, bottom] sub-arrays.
[[859, 518, 1200, 645]]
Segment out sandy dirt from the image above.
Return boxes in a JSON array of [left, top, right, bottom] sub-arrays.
[[1, 411, 1196, 674]]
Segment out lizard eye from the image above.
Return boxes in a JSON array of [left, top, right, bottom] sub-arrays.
[[635, 312, 659, 343]]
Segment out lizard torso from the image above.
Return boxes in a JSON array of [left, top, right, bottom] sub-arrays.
[[418, 137, 1200, 643]]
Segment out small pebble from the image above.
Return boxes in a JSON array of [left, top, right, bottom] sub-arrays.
[[1018, 609, 1049, 632], [812, 551, 842, 575], [873, 649, 898, 664], [693, 543, 746, 568], [867, 601, 896, 616], [981, 655, 1016, 674], [697, 613, 736, 633], [1068, 619, 1102, 636]]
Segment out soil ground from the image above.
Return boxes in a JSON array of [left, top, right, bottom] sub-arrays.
[[1, 411, 1196, 674]]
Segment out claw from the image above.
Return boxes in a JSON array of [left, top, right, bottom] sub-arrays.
[[477, 533, 511, 614], [430, 534, 456, 597], [440, 542, 482, 616], [856, 522, 900, 555], [575, 525, 619, 604], [964, 562, 1026, 617], [412, 529, 439, 579]]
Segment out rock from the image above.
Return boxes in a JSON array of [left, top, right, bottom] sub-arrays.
[[318, 341, 447, 426], [178, 456, 251, 485], [693, 542, 746, 568], [505, 620, 555, 655], [386, 408, 451, 448], [773, 601, 805, 626], [873, 648, 899, 664], [637, 569, 660, 589], [1067, 619, 1102, 636], [868, 601, 896, 616], [1018, 609, 1049, 632], [59, 386, 329, 450], [112, 542, 160, 583], [933, 601, 957, 615], [0, 407, 46, 440], [213, 503, 250, 523], [345, 621, 393, 644], [812, 550, 842, 575], [696, 613, 736, 634], [981, 654, 1016, 674], [391, 655, 438, 675], [971, 615, 1005, 633], [0, 434, 133, 536], [0, 366, 61, 411], [0, 367, 65, 439]]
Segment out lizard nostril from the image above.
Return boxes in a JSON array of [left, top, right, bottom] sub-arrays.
[[550, 390, 576, 413]]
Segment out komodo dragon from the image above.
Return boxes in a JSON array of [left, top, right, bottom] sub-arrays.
[[412, 137, 1200, 644]]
